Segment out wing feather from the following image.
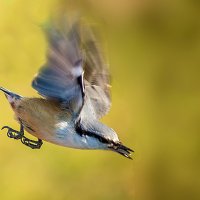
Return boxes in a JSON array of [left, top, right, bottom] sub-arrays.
[[81, 26, 111, 119], [32, 18, 111, 118], [32, 20, 84, 114]]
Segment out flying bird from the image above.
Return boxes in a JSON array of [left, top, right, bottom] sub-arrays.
[[0, 17, 133, 159]]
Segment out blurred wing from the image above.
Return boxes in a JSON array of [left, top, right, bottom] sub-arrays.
[[81, 26, 111, 119], [32, 20, 84, 114], [32, 18, 111, 118]]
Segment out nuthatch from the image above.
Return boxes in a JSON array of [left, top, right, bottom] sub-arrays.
[[0, 17, 133, 159]]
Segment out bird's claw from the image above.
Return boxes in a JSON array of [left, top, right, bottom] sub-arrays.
[[1, 126, 23, 139], [1, 125, 43, 149], [21, 137, 43, 149]]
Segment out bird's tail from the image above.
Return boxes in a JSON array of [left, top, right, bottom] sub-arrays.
[[0, 87, 13, 96], [0, 87, 22, 99], [110, 143, 134, 159]]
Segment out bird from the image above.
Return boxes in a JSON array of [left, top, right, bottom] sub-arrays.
[[0, 17, 133, 159]]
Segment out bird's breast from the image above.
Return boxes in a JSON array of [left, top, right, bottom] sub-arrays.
[[14, 98, 107, 150], [53, 121, 107, 149]]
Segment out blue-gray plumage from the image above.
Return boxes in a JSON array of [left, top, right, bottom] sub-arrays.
[[0, 17, 133, 159]]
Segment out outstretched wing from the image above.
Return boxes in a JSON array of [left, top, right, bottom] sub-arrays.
[[81, 26, 111, 119], [32, 18, 111, 118], [32, 19, 84, 114]]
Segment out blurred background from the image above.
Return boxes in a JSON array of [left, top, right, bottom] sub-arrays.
[[0, 0, 200, 199]]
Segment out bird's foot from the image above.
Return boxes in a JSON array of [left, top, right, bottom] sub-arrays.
[[1, 126, 23, 140], [1, 125, 43, 149], [21, 136, 43, 149]]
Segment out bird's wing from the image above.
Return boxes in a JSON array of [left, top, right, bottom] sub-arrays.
[[32, 19, 84, 114], [32, 18, 111, 118], [81, 26, 111, 119]]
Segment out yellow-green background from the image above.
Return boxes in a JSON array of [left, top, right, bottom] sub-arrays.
[[0, 0, 200, 200]]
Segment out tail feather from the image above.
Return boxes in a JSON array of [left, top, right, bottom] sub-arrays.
[[0, 87, 22, 99], [110, 143, 134, 159], [0, 87, 12, 95]]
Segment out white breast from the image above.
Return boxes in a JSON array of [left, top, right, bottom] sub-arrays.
[[52, 121, 107, 150]]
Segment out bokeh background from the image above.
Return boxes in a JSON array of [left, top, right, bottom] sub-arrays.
[[0, 0, 200, 199]]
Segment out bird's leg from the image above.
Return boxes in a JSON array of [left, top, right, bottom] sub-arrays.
[[1, 124, 24, 140], [21, 136, 43, 149], [2, 123, 43, 149]]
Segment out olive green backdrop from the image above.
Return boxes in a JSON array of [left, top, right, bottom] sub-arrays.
[[0, 0, 199, 200]]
